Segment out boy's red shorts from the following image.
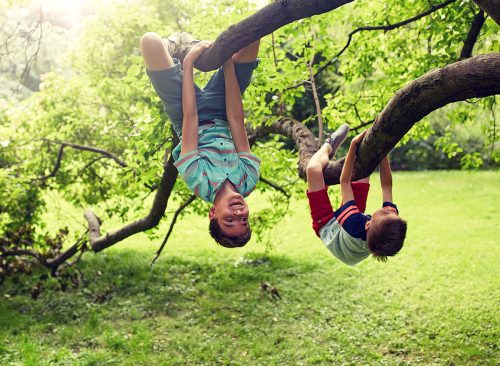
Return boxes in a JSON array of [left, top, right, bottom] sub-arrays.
[[306, 182, 370, 236]]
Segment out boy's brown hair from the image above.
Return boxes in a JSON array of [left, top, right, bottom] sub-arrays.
[[209, 218, 252, 248], [366, 215, 407, 262]]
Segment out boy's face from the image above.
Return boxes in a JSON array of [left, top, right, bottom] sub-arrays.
[[365, 207, 398, 230], [209, 191, 249, 237]]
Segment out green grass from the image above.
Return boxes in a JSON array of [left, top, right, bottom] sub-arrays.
[[1, 171, 499, 365]]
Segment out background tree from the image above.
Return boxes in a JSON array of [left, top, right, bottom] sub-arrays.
[[0, 0, 498, 288]]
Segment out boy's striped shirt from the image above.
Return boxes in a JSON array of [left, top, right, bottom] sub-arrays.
[[172, 119, 261, 203]]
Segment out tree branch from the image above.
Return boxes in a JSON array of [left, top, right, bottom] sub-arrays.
[[84, 143, 179, 253], [307, 53, 325, 146], [472, 0, 500, 25], [315, 0, 457, 77], [459, 9, 486, 60], [45, 231, 88, 272], [42, 139, 128, 167], [322, 53, 500, 184], [151, 194, 197, 266], [193, 0, 354, 71], [35, 139, 128, 183], [260, 177, 290, 198], [265, 117, 318, 180]]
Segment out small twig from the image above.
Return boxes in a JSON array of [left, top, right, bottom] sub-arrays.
[[79, 156, 106, 175], [489, 96, 497, 164], [43, 139, 128, 166], [151, 195, 197, 267], [350, 120, 375, 133], [260, 177, 290, 198], [307, 54, 324, 146], [286, 0, 457, 91]]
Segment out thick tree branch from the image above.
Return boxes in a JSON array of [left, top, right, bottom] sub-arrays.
[[85, 146, 179, 253], [473, 0, 500, 25], [323, 53, 500, 184], [265, 117, 318, 180], [268, 53, 500, 184], [459, 10, 486, 60], [193, 0, 354, 71]]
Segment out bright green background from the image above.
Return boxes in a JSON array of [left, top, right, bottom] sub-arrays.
[[1, 170, 499, 365]]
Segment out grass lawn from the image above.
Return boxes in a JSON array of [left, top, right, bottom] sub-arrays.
[[0, 170, 499, 365]]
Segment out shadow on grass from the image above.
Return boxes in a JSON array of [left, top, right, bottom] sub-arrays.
[[0, 249, 328, 331]]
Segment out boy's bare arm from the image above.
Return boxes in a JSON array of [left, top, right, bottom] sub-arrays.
[[180, 43, 211, 156], [380, 156, 393, 202], [223, 58, 251, 153], [340, 131, 366, 204]]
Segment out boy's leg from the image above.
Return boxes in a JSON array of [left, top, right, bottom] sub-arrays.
[[306, 143, 335, 236], [307, 123, 349, 192], [232, 40, 260, 63], [140, 32, 202, 136], [198, 40, 261, 122], [306, 144, 332, 192], [140, 32, 175, 70]]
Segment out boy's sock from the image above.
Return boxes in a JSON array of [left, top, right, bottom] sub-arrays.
[[325, 123, 349, 158]]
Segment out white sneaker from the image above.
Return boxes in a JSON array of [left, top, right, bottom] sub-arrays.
[[325, 123, 349, 158]]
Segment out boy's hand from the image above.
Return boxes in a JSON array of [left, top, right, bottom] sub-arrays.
[[350, 130, 367, 146], [183, 41, 213, 66]]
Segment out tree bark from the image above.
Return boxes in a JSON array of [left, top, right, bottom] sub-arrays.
[[459, 10, 485, 60], [268, 54, 500, 184], [194, 0, 354, 71], [473, 0, 500, 25], [322, 53, 500, 184], [85, 149, 179, 253]]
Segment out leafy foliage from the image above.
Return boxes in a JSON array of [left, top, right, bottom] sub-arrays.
[[0, 0, 498, 287]]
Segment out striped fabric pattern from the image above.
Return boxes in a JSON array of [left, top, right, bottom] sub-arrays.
[[172, 119, 261, 203], [319, 199, 400, 266]]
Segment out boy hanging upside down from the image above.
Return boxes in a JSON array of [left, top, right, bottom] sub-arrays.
[[140, 32, 261, 248], [306, 125, 407, 265]]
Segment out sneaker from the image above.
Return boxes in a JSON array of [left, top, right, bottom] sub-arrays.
[[179, 32, 200, 47], [324, 123, 349, 158], [162, 32, 182, 57]]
